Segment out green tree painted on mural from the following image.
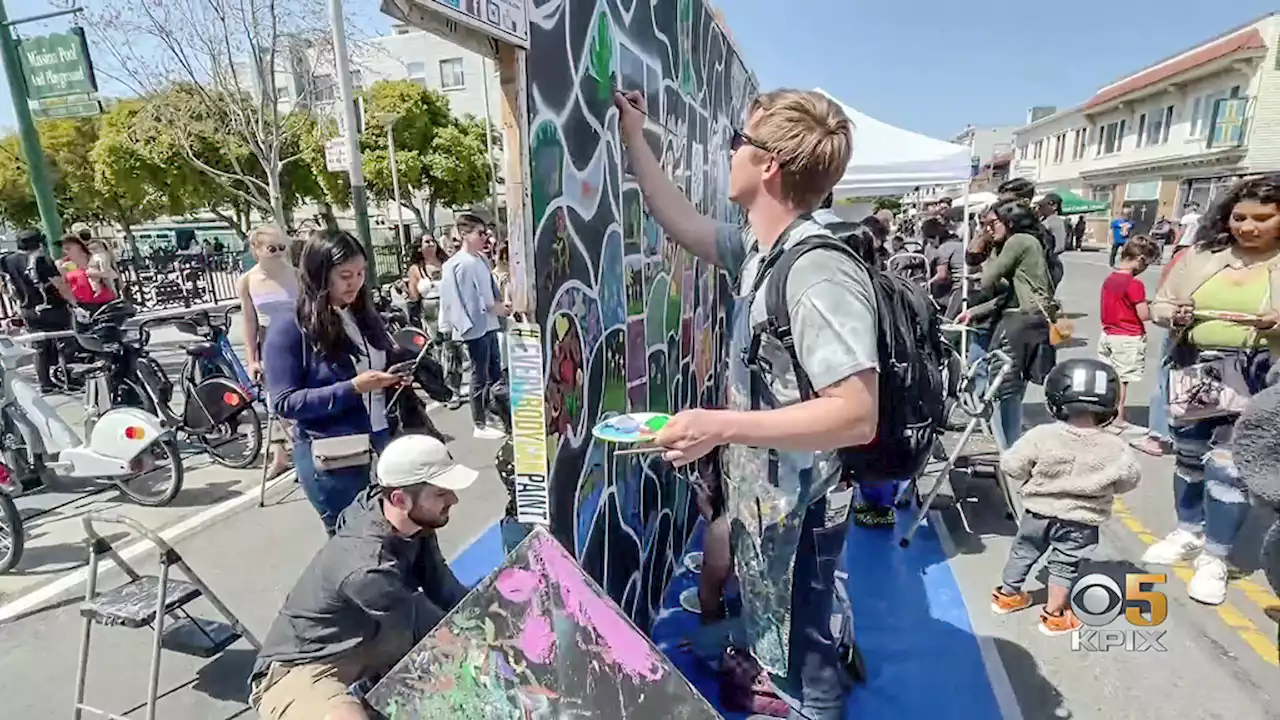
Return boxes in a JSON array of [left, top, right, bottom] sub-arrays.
[[529, 121, 563, 228], [588, 10, 615, 104]]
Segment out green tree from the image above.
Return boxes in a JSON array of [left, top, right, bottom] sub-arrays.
[[91, 100, 179, 250], [95, 0, 334, 228], [874, 197, 903, 213], [421, 115, 493, 227], [360, 80, 453, 233], [0, 136, 38, 228]]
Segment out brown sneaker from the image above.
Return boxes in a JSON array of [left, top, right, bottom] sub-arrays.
[[991, 588, 1032, 615], [1039, 608, 1083, 636]]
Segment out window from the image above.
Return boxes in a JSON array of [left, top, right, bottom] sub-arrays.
[[407, 61, 427, 89], [1092, 185, 1115, 215], [1100, 119, 1125, 155], [1191, 85, 1241, 137], [1032, 140, 1043, 160], [313, 74, 336, 103], [440, 58, 465, 89], [1141, 105, 1174, 147], [1052, 133, 1066, 164]]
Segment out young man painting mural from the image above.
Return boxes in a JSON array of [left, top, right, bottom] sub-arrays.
[[615, 88, 877, 718]]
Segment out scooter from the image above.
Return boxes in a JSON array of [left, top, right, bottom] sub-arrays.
[[0, 332, 183, 573]]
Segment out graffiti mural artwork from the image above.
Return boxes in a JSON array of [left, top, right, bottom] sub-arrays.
[[528, 0, 757, 630]]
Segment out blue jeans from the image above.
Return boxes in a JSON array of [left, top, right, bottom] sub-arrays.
[[1170, 417, 1250, 558], [1147, 331, 1173, 441], [966, 330, 1025, 451], [465, 331, 503, 428], [294, 429, 392, 535], [773, 498, 855, 720]]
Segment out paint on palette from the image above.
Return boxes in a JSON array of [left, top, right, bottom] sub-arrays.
[[507, 323, 551, 525], [528, 0, 757, 631], [365, 528, 721, 720]]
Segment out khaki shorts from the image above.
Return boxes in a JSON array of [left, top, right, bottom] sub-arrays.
[[1098, 333, 1146, 383], [250, 627, 413, 720]]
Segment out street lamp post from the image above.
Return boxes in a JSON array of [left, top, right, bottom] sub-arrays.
[[327, 0, 375, 267], [379, 113, 405, 247]]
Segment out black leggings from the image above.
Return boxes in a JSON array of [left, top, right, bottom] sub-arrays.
[[1109, 243, 1123, 267], [22, 307, 71, 388]]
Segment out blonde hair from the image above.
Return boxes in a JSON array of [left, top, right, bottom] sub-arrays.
[[747, 89, 853, 211], [249, 225, 284, 249]]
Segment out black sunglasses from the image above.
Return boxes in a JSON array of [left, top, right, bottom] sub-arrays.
[[730, 129, 770, 154]]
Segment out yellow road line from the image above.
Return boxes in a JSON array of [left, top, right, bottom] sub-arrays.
[[1112, 499, 1278, 667]]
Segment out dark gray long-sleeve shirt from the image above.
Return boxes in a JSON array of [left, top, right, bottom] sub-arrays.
[[251, 487, 469, 679]]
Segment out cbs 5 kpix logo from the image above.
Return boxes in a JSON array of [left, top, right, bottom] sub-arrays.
[[1069, 573, 1168, 652]]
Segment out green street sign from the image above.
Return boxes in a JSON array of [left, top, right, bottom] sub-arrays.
[[17, 27, 98, 101], [32, 99, 101, 119]]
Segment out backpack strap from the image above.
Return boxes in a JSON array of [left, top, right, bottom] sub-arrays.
[[745, 236, 868, 403]]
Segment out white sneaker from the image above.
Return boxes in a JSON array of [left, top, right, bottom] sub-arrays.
[[1141, 528, 1205, 565], [1187, 554, 1229, 605], [473, 426, 505, 440]]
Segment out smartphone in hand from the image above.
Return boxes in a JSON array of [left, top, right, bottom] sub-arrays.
[[387, 359, 417, 378]]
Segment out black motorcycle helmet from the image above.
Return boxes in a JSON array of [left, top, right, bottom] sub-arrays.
[[1043, 358, 1121, 424]]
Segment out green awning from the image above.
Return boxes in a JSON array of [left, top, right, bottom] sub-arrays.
[[1046, 189, 1110, 215]]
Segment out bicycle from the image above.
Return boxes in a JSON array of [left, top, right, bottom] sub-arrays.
[[172, 306, 259, 400], [0, 312, 184, 573], [80, 301, 263, 469]]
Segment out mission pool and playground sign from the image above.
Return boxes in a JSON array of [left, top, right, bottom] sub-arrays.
[[16, 27, 101, 119]]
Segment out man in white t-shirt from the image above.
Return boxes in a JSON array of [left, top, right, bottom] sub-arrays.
[[1177, 202, 1202, 247]]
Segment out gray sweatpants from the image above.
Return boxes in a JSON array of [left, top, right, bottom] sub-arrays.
[[1000, 511, 1099, 592]]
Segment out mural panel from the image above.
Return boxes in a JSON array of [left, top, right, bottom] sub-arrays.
[[528, 0, 757, 631]]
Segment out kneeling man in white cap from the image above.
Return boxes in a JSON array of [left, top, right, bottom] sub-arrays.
[[249, 434, 479, 720]]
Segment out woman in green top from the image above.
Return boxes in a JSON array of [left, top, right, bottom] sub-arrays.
[[1143, 176, 1280, 607], [956, 200, 1056, 450]]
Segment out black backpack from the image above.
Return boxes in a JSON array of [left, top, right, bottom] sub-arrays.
[[747, 236, 946, 484]]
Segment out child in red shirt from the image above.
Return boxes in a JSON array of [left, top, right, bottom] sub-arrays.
[[1097, 236, 1160, 428]]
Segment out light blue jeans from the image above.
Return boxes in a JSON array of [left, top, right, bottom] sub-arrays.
[[967, 330, 1025, 451], [1170, 416, 1250, 558], [1146, 331, 1173, 442]]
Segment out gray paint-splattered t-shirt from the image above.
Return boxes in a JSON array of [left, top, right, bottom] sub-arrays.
[[713, 217, 878, 676]]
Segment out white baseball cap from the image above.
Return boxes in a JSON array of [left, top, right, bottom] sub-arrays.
[[375, 434, 478, 491]]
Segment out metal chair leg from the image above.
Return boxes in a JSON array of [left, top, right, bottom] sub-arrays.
[[144, 562, 170, 720], [259, 414, 276, 508]]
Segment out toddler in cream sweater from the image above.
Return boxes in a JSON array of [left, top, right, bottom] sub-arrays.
[[991, 358, 1142, 636]]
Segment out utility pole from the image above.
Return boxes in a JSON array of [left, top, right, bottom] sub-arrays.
[[379, 114, 405, 247], [0, 2, 74, 251], [327, 0, 374, 267], [480, 57, 499, 225]]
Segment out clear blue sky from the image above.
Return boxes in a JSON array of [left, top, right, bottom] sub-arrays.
[[0, 0, 1275, 141], [719, 0, 1278, 139]]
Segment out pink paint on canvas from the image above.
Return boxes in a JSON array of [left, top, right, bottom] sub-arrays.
[[530, 534, 664, 682], [519, 612, 556, 663], [496, 568, 541, 603]]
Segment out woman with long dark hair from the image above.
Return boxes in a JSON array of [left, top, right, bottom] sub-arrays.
[[956, 200, 1056, 450], [1142, 175, 1280, 605], [263, 230, 405, 533]]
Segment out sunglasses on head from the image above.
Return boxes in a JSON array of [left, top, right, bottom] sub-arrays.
[[263, 244, 286, 254]]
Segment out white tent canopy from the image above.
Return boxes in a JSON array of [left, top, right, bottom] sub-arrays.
[[817, 89, 974, 198]]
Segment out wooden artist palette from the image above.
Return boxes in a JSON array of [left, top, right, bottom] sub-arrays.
[[591, 413, 672, 444], [365, 527, 720, 719]]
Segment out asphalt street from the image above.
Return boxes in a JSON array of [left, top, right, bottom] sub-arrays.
[[0, 254, 1276, 719]]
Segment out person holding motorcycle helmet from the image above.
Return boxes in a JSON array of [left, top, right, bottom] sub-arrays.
[[990, 358, 1142, 637]]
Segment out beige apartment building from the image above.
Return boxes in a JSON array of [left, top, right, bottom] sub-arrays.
[[1011, 14, 1279, 240]]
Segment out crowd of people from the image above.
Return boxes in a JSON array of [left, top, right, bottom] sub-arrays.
[[8, 82, 1272, 719]]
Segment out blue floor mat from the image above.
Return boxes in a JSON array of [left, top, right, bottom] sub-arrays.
[[650, 515, 1005, 719]]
